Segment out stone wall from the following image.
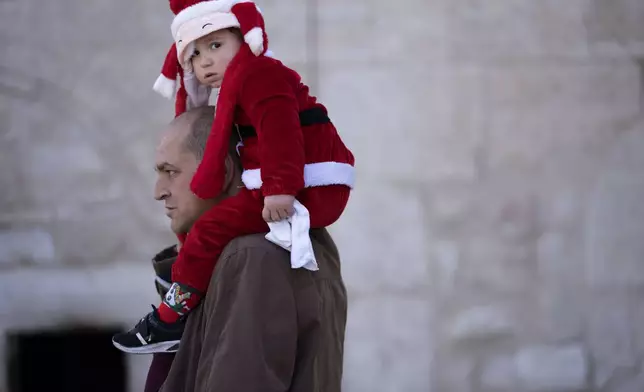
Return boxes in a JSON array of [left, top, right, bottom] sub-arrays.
[[0, 0, 643, 391]]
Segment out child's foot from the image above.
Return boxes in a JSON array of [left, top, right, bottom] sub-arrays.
[[112, 306, 184, 354]]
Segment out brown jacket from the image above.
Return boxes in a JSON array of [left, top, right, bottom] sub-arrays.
[[160, 229, 347, 392]]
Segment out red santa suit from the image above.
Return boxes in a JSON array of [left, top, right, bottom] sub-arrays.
[[154, 0, 355, 296]]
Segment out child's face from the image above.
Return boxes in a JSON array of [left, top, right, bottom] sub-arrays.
[[190, 29, 242, 88]]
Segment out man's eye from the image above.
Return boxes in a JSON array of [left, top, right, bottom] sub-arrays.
[[167, 170, 178, 177], [191, 50, 200, 59], [210, 42, 221, 50]]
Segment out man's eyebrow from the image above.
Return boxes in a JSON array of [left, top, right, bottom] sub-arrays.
[[155, 162, 179, 172]]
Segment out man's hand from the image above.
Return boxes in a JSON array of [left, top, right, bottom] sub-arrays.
[[262, 194, 296, 222]]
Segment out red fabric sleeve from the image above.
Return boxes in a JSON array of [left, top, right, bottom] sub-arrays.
[[238, 66, 305, 196]]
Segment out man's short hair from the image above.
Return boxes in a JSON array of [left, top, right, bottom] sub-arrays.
[[181, 106, 214, 161], [176, 106, 241, 168]]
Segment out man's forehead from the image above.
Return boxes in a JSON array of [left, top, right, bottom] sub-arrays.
[[155, 124, 189, 165], [157, 123, 187, 151]]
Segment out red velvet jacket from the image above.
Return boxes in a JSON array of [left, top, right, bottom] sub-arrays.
[[191, 46, 354, 199]]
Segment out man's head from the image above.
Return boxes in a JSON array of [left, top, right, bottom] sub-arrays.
[[154, 106, 242, 234]]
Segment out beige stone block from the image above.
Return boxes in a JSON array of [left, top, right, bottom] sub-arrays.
[[330, 182, 430, 293], [22, 149, 124, 209], [537, 188, 584, 231], [480, 355, 518, 391], [479, 61, 640, 175], [470, 188, 538, 241], [0, 262, 158, 329], [632, 300, 644, 363], [0, 229, 55, 267], [586, 124, 644, 288], [258, 0, 308, 64], [46, 200, 171, 266], [45, 205, 131, 265], [425, 182, 476, 230], [609, 368, 644, 392], [537, 284, 585, 342], [536, 230, 586, 343], [478, 62, 640, 113], [428, 240, 460, 296], [1, 98, 124, 215], [433, 355, 475, 392], [319, 63, 479, 183], [342, 297, 433, 392], [586, 0, 644, 56], [0, 0, 170, 88], [448, 305, 515, 344], [318, 0, 448, 65], [516, 344, 588, 391], [447, 0, 591, 60], [459, 236, 535, 295], [587, 295, 637, 389], [537, 231, 585, 282]]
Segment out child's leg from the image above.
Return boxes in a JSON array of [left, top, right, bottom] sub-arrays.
[[298, 184, 351, 228], [158, 188, 268, 323]]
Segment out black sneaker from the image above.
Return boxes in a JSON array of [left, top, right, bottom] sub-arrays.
[[112, 306, 184, 354]]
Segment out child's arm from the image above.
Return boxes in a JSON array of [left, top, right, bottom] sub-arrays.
[[262, 194, 295, 222], [238, 66, 305, 220]]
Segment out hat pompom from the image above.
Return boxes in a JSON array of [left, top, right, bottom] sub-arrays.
[[153, 74, 177, 99], [153, 44, 181, 99], [231, 2, 267, 57], [244, 26, 264, 56]]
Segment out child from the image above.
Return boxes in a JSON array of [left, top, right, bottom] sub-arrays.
[[112, 0, 355, 354]]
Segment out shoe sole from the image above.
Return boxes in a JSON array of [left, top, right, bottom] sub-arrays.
[[112, 339, 180, 354]]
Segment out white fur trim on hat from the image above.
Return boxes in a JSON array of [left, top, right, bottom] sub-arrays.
[[171, 0, 238, 39], [244, 26, 264, 56], [153, 74, 176, 99], [174, 12, 241, 66], [241, 162, 356, 190]]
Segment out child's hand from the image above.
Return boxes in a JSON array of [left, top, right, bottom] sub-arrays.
[[262, 195, 296, 222]]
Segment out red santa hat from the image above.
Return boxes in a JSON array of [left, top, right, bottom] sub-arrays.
[[171, 0, 268, 65], [152, 0, 202, 115], [152, 42, 188, 116], [152, 0, 269, 113]]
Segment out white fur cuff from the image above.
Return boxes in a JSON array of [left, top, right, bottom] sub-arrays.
[[242, 162, 355, 190]]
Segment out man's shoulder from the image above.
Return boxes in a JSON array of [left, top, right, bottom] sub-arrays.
[[220, 230, 337, 262], [216, 230, 342, 280], [210, 234, 293, 287], [220, 233, 287, 262]]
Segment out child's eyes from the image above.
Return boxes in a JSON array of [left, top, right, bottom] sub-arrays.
[[189, 42, 220, 60]]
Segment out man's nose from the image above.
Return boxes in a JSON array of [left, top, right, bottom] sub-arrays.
[[154, 180, 169, 201]]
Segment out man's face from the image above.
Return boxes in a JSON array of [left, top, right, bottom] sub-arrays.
[[154, 125, 215, 234], [190, 29, 242, 89]]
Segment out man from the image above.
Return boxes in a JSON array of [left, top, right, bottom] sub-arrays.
[[144, 245, 179, 392], [144, 106, 348, 392]]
